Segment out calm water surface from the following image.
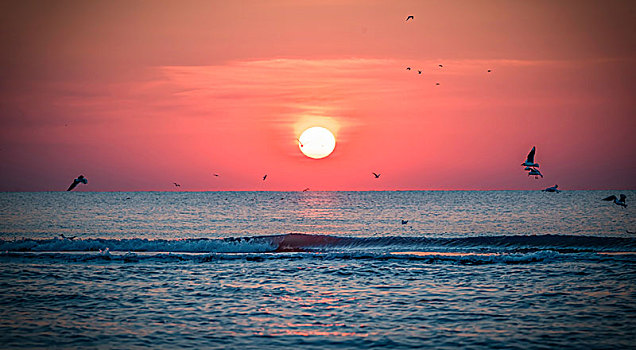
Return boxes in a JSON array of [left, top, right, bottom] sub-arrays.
[[0, 191, 635, 349]]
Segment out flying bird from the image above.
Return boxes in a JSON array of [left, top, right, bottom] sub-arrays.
[[372, 172, 381, 178], [263, 174, 268, 181], [303, 188, 310, 192], [213, 173, 220, 177], [418, 70, 422, 74], [296, 138, 303, 147], [521, 146, 539, 168], [60, 234, 76, 240], [528, 168, 543, 179], [173, 182, 181, 187], [487, 69, 492, 73], [543, 184, 560, 193], [401, 220, 408, 225], [67, 175, 87, 191], [406, 67, 411, 70], [438, 64, 443, 68], [406, 15, 414, 21], [602, 194, 627, 208]]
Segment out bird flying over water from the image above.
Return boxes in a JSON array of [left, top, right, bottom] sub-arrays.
[[438, 64, 443, 68], [418, 70, 422, 74], [173, 182, 180, 187], [487, 69, 492, 73], [401, 220, 408, 225], [406, 15, 414, 21], [263, 174, 268, 181], [60, 234, 76, 240], [543, 184, 560, 193], [406, 67, 411, 70], [67, 175, 87, 191], [521, 146, 539, 168], [528, 168, 543, 179], [602, 194, 627, 208], [372, 172, 381, 178], [303, 188, 310, 192], [213, 173, 219, 177]]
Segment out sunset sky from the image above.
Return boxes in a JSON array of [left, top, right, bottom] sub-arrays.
[[0, 0, 634, 191]]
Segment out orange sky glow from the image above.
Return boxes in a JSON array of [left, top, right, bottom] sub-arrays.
[[0, 0, 634, 191]]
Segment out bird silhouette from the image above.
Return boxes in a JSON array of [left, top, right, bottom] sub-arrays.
[[67, 175, 87, 191], [527, 168, 543, 179], [487, 69, 492, 73], [60, 234, 76, 240], [406, 67, 411, 70], [213, 173, 220, 177], [521, 146, 539, 168], [543, 184, 560, 193], [418, 70, 422, 74], [602, 194, 627, 208], [263, 174, 268, 181], [438, 64, 443, 68], [435, 82, 440, 86], [303, 188, 310, 192], [401, 220, 408, 225], [406, 15, 414, 21], [372, 172, 381, 178], [173, 182, 181, 187]]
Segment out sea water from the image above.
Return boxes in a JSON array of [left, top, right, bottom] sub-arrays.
[[1, 191, 635, 349]]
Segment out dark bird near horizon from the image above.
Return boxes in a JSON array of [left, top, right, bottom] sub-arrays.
[[372, 172, 381, 178], [522, 146, 539, 168], [406, 15, 414, 21], [303, 188, 310, 192], [627, 230, 635, 234], [603, 194, 627, 208], [173, 182, 180, 187], [487, 69, 492, 72], [438, 64, 443, 68], [263, 174, 268, 181], [213, 173, 220, 177], [60, 234, 76, 240], [543, 184, 560, 193], [406, 67, 411, 70], [418, 70, 422, 74], [401, 220, 408, 225], [67, 175, 87, 191], [435, 82, 440, 85]]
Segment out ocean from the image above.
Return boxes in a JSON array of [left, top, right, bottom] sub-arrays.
[[1, 191, 635, 349]]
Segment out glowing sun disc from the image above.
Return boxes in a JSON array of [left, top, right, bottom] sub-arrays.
[[298, 127, 336, 159]]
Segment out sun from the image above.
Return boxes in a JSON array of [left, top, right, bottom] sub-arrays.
[[298, 126, 336, 159]]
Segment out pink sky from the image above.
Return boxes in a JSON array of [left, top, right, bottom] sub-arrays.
[[0, 0, 634, 191]]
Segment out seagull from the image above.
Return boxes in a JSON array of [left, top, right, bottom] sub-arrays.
[[67, 175, 87, 191], [487, 69, 492, 73], [372, 172, 381, 178], [626, 230, 635, 234], [406, 15, 414, 21], [406, 67, 411, 70], [60, 234, 76, 240], [302, 188, 310, 192], [602, 194, 627, 208], [528, 168, 543, 179], [263, 174, 267, 181], [173, 182, 181, 187], [438, 64, 443, 68], [521, 146, 539, 168], [435, 82, 440, 85], [543, 184, 560, 193], [401, 220, 408, 225], [213, 173, 220, 177], [418, 70, 422, 74]]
